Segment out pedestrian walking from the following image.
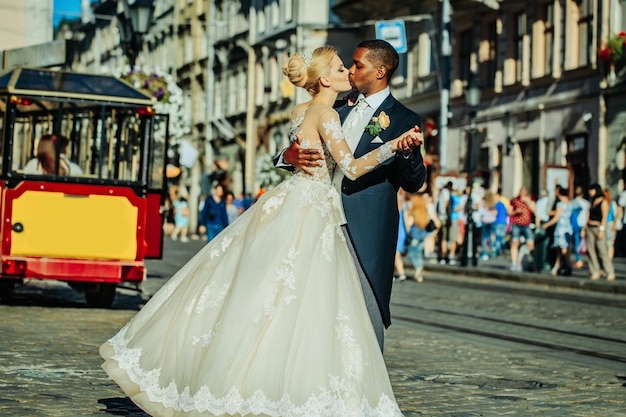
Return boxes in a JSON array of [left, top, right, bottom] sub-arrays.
[[407, 191, 439, 282], [394, 190, 410, 282], [534, 189, 552, 273], [508, 186, 536, 271], [224, 190, 240, 225], [493, 188, 508, 257], [583, 183, 616, 280], [436, 181, 454, 264], [449, 188, 463, 265], [199, 183, 229, 242], [541, 186, 573, 276], [480, 190, 497, 260], [170, 195, 190, 242], [570, 186, 590, 269], [604, 188, 618, 259], [423, 191, 439, 260]]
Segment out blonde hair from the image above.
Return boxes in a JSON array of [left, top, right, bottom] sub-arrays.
[[483, 190, 496, 209], [409, 193, 430, 229], [282, 46, 337, 96]]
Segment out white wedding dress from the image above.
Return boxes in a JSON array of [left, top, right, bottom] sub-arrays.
[[100, 106, 403, 417]]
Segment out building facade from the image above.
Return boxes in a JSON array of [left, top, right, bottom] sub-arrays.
[[4, 0, 626, 216], [0, 0, 54, 52], [334, 0, 626, 200]]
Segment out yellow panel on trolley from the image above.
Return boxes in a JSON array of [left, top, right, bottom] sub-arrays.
[[11, 190, 139, 260]]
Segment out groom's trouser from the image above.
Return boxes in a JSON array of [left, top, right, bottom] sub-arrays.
[[342, 226, 385, 351]]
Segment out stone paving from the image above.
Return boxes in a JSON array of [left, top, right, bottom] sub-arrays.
[[0, 239, 624, 416], [386, 276, 626, 417]]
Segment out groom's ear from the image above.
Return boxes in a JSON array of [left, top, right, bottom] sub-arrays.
[[376, 66, 387, 80]]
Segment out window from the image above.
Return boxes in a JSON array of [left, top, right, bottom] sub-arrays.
[[514, 12, 527, 83], [271, 0, 279, 28], [283, 0, 293, 22], [184, 29, 193, 64], [255, 63, 265, 107], [459, 29, 473, 84], [238, 70, 247, 113], [256, 0, 266, 34], [219, 73, 227, 118], [8, 103, 160, 184], [269, 56, 279, 102], [577, 0, 593, 67], [543, 2, 554, 77], [485, 20, 498, 89], [229, 71, 237, 115], [414, 31, 434, 77]]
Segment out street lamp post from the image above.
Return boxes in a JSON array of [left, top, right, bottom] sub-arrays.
[[460, 75, 481, 267], [118, 0, 155, 68]]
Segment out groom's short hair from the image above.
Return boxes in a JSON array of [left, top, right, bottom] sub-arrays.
[[357, 39, 399, 80]]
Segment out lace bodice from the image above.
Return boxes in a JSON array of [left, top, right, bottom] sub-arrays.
[[288, 110, 335, 184], [288, 105, 394, 185]]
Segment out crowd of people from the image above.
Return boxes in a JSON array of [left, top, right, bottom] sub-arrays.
[[169, 176, 625, 284], [395, 181, 625, 282], [163, 183, 257, 243]]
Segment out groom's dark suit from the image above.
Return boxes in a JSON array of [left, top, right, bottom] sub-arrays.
[[335, 94, 425, 328]]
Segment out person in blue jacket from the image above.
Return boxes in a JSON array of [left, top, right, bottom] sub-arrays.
[[199, 183, 229, 242]]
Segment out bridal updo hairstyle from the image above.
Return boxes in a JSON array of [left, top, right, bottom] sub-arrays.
[[282, 46, 337, 96]]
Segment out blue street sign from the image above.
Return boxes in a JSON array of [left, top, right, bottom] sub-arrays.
[[375, 20, 408, 53]]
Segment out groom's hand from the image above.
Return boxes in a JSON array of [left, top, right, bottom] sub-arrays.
[[284, 134, 323, 175]]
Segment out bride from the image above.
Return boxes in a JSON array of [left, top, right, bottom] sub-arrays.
[[100, 45, 421, 417]]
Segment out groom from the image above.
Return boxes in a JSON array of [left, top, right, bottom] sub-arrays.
[[275, 40, 426, 350]]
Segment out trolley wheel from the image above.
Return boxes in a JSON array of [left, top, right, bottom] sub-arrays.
[[84, 283, 117, 308], [0, 280, 16, 302]]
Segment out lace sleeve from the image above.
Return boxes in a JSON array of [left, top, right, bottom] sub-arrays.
[[319, 109, 395, 181]]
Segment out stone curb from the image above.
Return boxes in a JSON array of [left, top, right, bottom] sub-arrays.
[[422, 263, 626, 294]]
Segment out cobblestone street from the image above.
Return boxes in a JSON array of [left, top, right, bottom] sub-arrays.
[[0, 239, 624, 416], [387, 276, 626, 416]]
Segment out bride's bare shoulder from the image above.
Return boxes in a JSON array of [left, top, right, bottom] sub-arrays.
[[292, 102, 309, 117]]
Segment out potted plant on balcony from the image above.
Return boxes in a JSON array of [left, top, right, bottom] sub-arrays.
[[118, 66, 188, 141], [598, 31, 626, 86]]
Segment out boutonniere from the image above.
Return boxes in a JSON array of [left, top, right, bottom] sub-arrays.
[[364, 111, 390, 136]]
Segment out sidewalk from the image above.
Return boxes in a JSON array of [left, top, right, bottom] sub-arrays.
[[420, 253, 626, 294]]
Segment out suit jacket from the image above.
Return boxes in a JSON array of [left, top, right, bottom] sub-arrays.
[[335, 94, 425, 327]]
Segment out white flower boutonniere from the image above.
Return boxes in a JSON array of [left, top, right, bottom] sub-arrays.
[[364, 111, 390, 136]]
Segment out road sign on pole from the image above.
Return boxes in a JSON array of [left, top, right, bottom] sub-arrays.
[[375, 20, 407, 53]]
